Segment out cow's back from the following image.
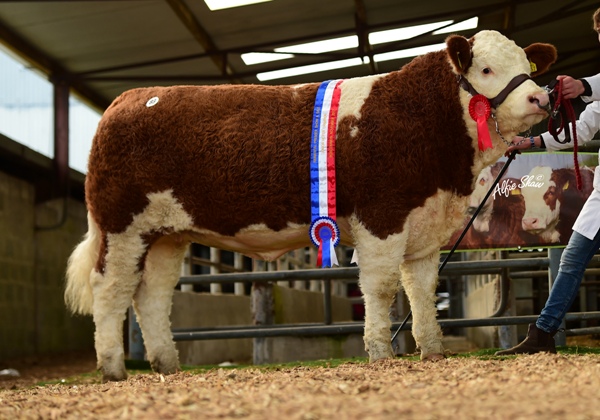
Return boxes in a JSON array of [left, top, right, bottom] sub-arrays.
[[86, 84, 319, 235]]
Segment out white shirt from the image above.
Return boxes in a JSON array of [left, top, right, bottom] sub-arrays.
[[542, 75, 600, 240]]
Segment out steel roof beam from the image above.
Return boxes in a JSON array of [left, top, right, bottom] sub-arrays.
[[165, 0, 238, 83], [0, 17, 110, 108], [73, 0, 546, 79]]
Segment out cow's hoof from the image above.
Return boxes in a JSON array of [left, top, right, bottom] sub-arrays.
[[422, 353, 445, 362], [98, 355, 128, 382], [101, 367, 128, 382], [150, 359, 180, 375], [367, 341, 395, 362]]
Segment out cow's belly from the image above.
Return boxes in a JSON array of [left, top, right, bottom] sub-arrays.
[[403, 190, 469, 260], [180, 218, 354, 261]]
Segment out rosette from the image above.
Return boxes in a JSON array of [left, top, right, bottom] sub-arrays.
[[309, 216, 340, 267], [468, 94, 493, 151]]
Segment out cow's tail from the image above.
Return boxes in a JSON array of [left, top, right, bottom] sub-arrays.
[[64, 212, 100, 315]]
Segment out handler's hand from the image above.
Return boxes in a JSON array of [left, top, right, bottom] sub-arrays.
[[504, 136, 531, 157], [557, 75, 585, 99]]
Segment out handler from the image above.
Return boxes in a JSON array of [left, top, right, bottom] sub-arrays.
[[496, 6, 600, 355]]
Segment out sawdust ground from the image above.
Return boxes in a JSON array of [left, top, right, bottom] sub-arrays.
[[1, 336, 600, 419]]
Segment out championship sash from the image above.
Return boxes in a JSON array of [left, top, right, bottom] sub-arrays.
[[309, 79, 343, 267]]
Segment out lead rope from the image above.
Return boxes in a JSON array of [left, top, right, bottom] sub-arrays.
[[390, 150, 519, 346], [548, 78, 582, 190]]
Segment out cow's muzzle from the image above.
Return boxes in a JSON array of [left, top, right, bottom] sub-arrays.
[[537, 100, 552, 114]]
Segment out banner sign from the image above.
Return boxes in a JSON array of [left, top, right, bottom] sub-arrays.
[[443, 152, 597, 251]]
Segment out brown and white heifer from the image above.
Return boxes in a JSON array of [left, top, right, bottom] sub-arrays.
[[461, 163, 544, 249], [521, 166, 595, 243], [468, 162, 505, 234], [65, 30, 556, 381], [459, 178, 530, 249]]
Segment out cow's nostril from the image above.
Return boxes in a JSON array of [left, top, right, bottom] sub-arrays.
[[530, 94, 551, 113], [522, 217, 537, 230], [539, 102, 551, 113]]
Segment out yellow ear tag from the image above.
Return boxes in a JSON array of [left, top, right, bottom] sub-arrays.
[[510, 188, 521, 196], [530, 61, 537, 73], [563, 181, 569, 190]]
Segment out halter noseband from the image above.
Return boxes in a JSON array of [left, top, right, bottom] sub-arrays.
[[459, 73, 532, 147], [458, 73, 531, 109]]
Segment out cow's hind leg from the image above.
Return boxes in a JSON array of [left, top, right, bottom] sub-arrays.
[[400, 252, 445, 360], [133, 236, 188, 375], [91, 234, 145, 382]]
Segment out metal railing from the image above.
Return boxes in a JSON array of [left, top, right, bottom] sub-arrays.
[[172, 255, 600, 341]]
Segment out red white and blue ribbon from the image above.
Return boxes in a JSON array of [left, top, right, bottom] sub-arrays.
[[309, 79, 343, 267]]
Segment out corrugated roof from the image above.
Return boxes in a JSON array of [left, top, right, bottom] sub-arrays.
[[0, 0, 598, 112]]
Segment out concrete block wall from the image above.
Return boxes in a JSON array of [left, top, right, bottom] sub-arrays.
[[273, 284, 353, 324], [34, 197, 94, 354], [462, 251, 503, 349], [172, 285, 364, 365], [0, 172, 37, 358], [0, 170, 94, 361], [171, 291, 254, 366], [463, 275, 501, 349]]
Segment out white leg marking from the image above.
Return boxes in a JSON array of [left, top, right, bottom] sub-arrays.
[[350, 216, 407, 362], [91, 268, 135, 381], [133, 237, 188, 375], [400, 252, 445, 359], [92, 190, 193, 381]]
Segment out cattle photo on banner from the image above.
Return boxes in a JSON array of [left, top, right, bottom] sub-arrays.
[[444, 152, 598, 251]]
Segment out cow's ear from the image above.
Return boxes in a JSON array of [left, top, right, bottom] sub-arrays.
[[524, 43, 557, 77], [446, 34, 472, 75]]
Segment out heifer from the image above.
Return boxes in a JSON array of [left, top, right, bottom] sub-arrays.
[[521, 166, 595, 243], [458, 163, 543, 249], [65, 30, 556, 381], [468, 162, 505, 233]]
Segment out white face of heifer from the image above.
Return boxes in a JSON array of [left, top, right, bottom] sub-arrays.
[[455, 31, 551, 141], [520, 166, 561, 241]]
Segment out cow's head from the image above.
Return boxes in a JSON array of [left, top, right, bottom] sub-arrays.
[[446, 30, 557, 138], [520, 166, 562, 242], [467, 162, 503, 232]]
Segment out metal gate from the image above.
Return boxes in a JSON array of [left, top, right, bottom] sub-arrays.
[[170, 253, 600, 343]]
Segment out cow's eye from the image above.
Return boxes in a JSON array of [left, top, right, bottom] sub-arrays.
[[482, 68, 492, 75]]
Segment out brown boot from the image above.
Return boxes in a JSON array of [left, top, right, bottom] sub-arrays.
[[495, 324, 557, 356]]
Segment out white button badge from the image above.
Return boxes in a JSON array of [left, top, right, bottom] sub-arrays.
[[146, 97, 159, 107]]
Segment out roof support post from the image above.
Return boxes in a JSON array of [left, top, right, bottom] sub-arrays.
[[165, 0, 239, 83], [53, 79, 70, 196], [354, 0, 378, 74]]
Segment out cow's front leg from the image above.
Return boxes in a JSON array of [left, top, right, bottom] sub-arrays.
[[400, 252, 444, 360], [352, 218, 407, 362], [361, 276, 401, 362]]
